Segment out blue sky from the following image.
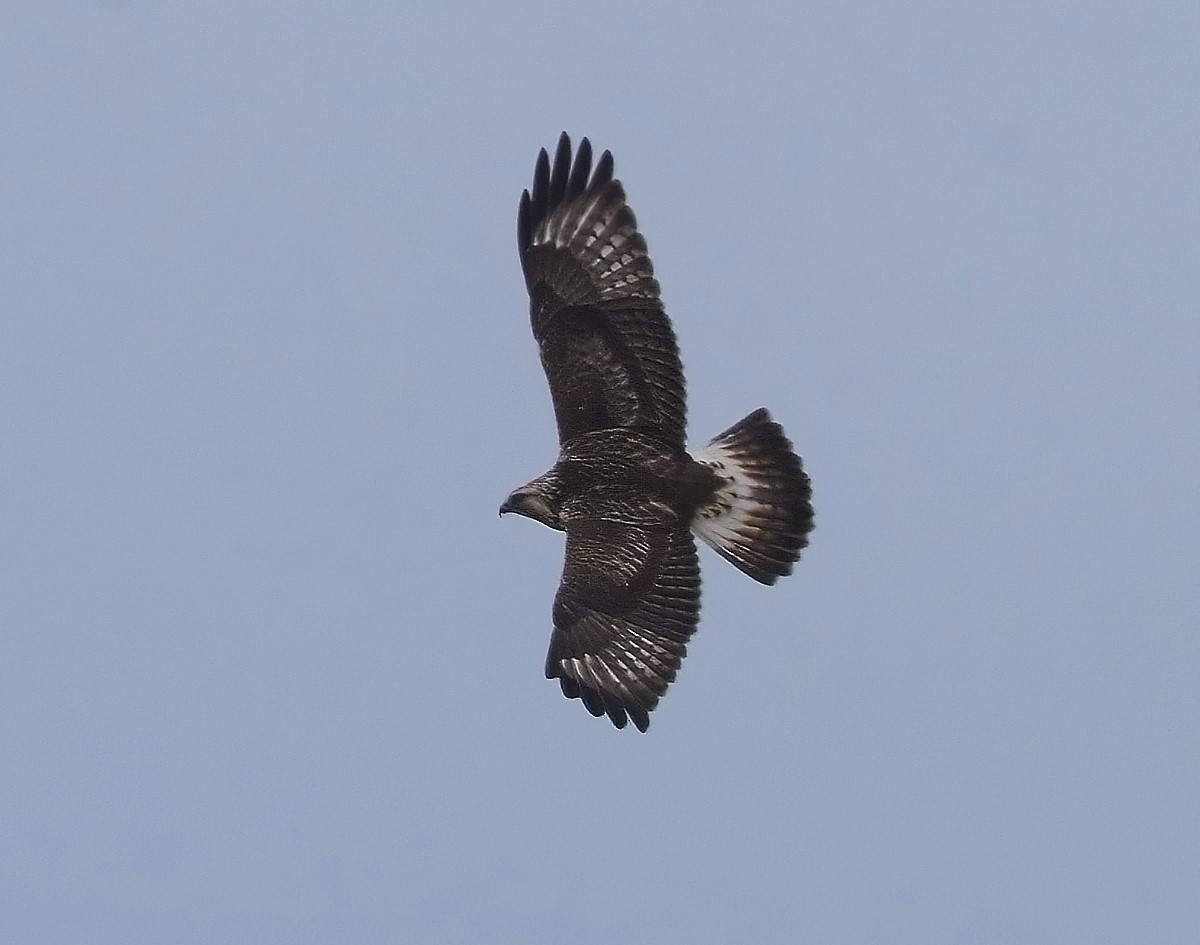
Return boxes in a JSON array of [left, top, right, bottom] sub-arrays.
[[2, 2, 1197, 943]]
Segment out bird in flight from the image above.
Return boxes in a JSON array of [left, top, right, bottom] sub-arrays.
[[501, 134, 814, 731]]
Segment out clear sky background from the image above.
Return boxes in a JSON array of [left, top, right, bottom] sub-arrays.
[[2, 2, 1197, 943]]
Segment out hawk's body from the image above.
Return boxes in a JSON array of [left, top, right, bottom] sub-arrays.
[[501, 135, 814, 731]]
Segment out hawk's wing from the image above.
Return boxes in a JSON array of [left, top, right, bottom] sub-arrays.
[[546, 517, 701, 732], [518, 133, 687, 450]]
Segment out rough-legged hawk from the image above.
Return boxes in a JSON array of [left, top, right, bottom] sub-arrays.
[[501, 134, 814, 731]]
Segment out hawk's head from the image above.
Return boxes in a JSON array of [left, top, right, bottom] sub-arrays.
[[500, 472, 563, 530]]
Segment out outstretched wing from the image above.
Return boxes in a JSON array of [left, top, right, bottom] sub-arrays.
[[518, 133, 687, 450], [546, 518, 701, 732]]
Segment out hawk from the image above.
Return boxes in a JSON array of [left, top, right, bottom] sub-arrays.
[[501, 134, 814, 731]]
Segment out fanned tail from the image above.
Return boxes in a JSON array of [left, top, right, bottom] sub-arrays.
[[690, 408, 814, 585]]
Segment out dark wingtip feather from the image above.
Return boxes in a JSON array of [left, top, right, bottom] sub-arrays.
[[593, 150, 614, 189], [554, 671, 652, 733], [516, 190, 532, 254], [547, 133, 572, 209], [517, 135, 622, 257], [568, 137, 592, 198], [527, 146, 550, 231]]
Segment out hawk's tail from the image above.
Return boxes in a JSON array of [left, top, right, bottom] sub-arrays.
[[690, 408, 814, 585]]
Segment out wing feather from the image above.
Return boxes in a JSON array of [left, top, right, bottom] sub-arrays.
[[518, 133, 686, 449], [546, 520, 701, 732]]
